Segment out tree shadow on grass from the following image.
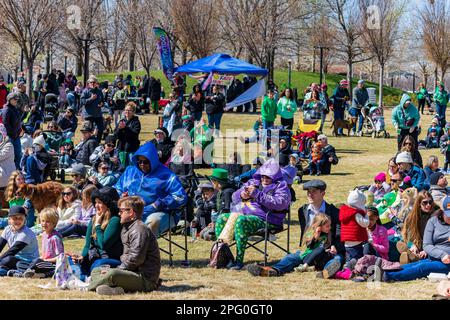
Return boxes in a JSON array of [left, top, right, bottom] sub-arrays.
[[159, 284, 206, 293], [335, 149, 365, 154], [330, 172, 352, 176]]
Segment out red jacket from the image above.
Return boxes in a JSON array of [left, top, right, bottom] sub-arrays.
[[339, 205, 368, 242]]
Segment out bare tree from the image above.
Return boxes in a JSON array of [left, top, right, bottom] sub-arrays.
[[224, 0, 306, 80], [93, 2, 127, 72], [359, 0, 404, 106], [118, 0, 157, 77], [326, 0, 371, 96], [0, 0, 63, 97], [417, 0, 450, 81], [169, 0, 221, 59]]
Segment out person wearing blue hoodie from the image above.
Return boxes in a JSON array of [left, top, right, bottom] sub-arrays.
[[114, 142, 187, 236], [396, 151, 429, 191], [392, 94, 420, 151]]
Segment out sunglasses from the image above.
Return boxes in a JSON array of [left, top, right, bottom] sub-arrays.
[[106, 144, 115, 148], [404, 143, 413, 146], [62, 192, 72, 196], [100, 167, 109, 170], [421, 200, 433, 206], [138, 160, 150, 165], [390, 179, 400, 183]]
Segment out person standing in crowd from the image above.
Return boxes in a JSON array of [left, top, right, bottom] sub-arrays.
[[80, 75, 104, 142], [2, 93, 22, 169], [205, 85, 225, 136], [112, 81, 127, 126], [261, 89, 277, 129], [227, 79, 244, 112], [32, 75, 42, 104], [0, 75, 9, 109], [331, 80, 350, 136], [277, 88, 297, 130], [416, 83, 428, 115], [115, 102, 141, 168], [187, 84, 205, 122], [150, 78, 162, 115], [434, 81, 449, 127], [88, 196, 161, 295], [350, 80, 369, 136], [47, 69, 59, 96], [392, 94, 420, 150], [16, 82, 30, 114]]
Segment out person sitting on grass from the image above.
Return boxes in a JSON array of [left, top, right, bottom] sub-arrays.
[[216, 158, 291, 270], [21, 208, 64, 278], [368, 172, 391, 202], [55, 186, 82, 231], [424, 155, 440, 183], [87, 162, 118, 188], [395, 151, 429, 191], [89, 135, 123, 174], [0, 206, 39, 277], [293, 213, 332, 273], [395, 190, 438, 265], [379, 196, 450, 282], [70, 163, 88, 192], [75, 121, 99, 166], [58, 185, 97, 238], [58, 139, 76, 169], [68, 187, 122, 280], [363, 207, 389, 260], [247, 179, 344, 278], [88, 196, 161, 295], [429, 172, 448, 205]]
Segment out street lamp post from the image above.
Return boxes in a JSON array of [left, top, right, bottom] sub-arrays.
[[288, 59, 292, 88], [64, 54, 68, 75]]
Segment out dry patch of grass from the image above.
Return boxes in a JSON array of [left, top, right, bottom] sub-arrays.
[[0, 108, 441, 300]]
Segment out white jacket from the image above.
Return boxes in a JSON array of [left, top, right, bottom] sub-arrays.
[[0, 141, 16, 188], [56, 199, 82, 229]]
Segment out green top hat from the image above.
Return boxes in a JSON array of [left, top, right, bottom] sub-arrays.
[[209, 168, 229, 184]]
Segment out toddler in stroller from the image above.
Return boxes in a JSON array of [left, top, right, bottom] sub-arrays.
[[368, 104, 389, 138], [44, 93, 59, 122]]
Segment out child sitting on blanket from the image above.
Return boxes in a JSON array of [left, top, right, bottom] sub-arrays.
[[368, 172, 391, 201]]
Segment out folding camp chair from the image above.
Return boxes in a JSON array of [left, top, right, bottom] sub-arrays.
[[229, 206, 291, 266], [158, 206, 189, 267]]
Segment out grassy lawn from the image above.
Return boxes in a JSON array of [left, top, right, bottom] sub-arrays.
[[0, 108, 441, 300]]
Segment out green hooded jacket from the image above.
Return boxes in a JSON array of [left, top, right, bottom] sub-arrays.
[[434, 85, 449, 106], [391, 94, 420, 130]]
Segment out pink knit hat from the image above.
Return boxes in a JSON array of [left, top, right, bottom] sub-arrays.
[[374, 172, 386, 182]]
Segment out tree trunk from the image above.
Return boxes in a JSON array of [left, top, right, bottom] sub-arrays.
[[435, 67, 438, 83], [26, 59, 34, 99], [129, 50, 135, 72], [348, 60, 353, 100], [182, 49, 188, 65], [379, 64, 384, 107]]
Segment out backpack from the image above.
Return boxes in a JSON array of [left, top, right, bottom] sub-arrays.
[[209, 240, 234, 269]]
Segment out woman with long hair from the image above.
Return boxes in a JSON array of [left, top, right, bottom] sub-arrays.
[[386, 157, 399, 184], [397, 135, 423, 168], [277, 88, 297, 129], [69, 187, 122, 279], [398, 190, 439, 265]]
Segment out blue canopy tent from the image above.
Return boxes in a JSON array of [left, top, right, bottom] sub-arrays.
[[175, 53, 268, 110], [174, 53, 269, 76]]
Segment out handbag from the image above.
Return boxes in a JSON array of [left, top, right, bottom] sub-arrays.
[[209, 240, 235, 269]]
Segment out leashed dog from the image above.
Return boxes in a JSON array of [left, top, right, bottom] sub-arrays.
[[15, 181, 64, 212], [330, 118, 357, 136]]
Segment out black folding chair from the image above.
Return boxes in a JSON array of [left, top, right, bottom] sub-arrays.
[[158, 206, 189, 267], [229, 206, 291, 266]]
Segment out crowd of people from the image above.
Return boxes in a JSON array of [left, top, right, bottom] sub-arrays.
[[0, 71, 449, 299]]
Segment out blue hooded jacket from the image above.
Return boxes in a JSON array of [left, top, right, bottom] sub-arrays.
[[114, 142, 187, 221], [407, 165, 429, 192]]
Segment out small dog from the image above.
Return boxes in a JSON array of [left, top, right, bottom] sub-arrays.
[[330, 118, 357, 136], [15, 181, 64, 212]]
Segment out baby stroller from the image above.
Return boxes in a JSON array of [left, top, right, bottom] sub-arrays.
[[361, 103, 390, 138], [43, 130, 66, 183], [44, 94, 59, 122]]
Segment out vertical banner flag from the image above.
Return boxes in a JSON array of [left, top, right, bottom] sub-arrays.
[[153, 27, 174, 82]]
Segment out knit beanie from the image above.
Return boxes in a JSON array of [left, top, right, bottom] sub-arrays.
[[429, 172, 444, 186], [347, 189, 367, 211], [374, 172, 386, 182], [396, 151, 413, 164]]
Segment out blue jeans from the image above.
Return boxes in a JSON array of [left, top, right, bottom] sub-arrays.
[[345, 243, 364, 262], [262, 120, 274, 129], [348, 108, 363, 133], [192, 111, 203, 122], [385, 259, 450, 282], [78, 258, 121, 279], [436, 103, 447, 127], [272, 250, 343, 275], [58, 224, 87, 237], [333, 108, 345, 135], [207, 113, 223, 131], [10, 138, 22, 169]]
